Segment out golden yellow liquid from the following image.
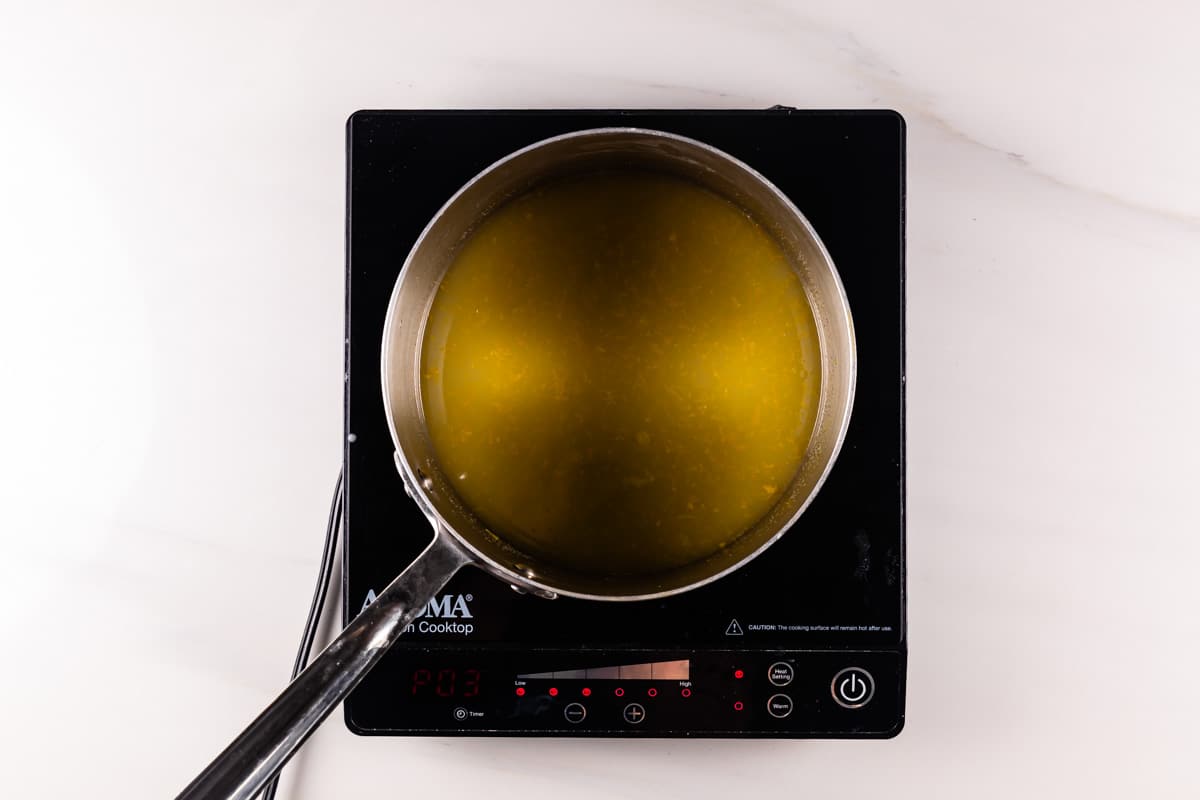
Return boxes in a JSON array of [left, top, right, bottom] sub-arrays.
[[420, 170, 821, 576]]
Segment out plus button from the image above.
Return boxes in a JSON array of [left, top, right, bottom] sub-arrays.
[[622, 703, 646, 724]]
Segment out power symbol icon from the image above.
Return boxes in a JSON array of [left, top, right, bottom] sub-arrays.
[[831, 667, 875, 709], [840, 675, 866, 702]]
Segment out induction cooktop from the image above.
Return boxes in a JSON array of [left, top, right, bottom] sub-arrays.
[[342, 109, 906, 737]]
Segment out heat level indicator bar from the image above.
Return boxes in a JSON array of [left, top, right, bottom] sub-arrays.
[[517, 659, 690, 680]]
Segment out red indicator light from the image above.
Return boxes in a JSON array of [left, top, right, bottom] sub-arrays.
[[734, 669, 744, 679], [733, 701, 744, 711], [681, 688, 692, 698], [515, 687, 525, 697], [581, 687, 592, 697], [548, 687, 559, 697], [614, 687, 625, 697], [647, 688, 658, 697]]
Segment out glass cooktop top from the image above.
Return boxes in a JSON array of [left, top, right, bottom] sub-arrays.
[[341, 110, 905, 737]]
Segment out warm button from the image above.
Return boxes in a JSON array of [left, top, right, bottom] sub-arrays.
[[766, 694, 793, 719], [831, 667, 875, 709], [768, 661, 794, 686]]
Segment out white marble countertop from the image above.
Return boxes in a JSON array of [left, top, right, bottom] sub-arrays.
[[2, 1, 1198, 797]]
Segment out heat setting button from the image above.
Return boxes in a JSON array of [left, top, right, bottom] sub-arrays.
[[768, 661, 794, 686], [831, 667, 875, 709], [622, 703, 646, 724]]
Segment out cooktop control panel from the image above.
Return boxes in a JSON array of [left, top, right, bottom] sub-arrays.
[[348, 650, 904, 737]]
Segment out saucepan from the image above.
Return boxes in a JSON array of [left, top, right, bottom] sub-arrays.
[[177, 128, 856, 800]]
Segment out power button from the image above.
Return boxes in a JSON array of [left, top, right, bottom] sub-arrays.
[[831, 667, 875, 709]]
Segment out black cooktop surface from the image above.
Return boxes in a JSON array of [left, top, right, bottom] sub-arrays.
[[343, 110, 905, 737]]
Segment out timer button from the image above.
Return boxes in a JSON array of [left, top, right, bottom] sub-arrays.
[[766, 694, 793, 718], [768, 661, 794, 686], [831, 667, 875, 709], [563, 703, 587, 724], [622, 703, 646, 724], [452, 707, 468, 722]]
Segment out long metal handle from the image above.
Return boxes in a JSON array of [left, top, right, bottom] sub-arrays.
[[176, 532, 471, 800]]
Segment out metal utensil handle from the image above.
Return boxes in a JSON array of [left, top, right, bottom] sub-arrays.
[[176, 532, 471, 800]]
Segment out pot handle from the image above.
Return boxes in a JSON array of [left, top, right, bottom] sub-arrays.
[[176, 531, 472, 800]]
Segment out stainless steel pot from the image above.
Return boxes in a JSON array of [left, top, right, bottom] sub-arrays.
[[178, 128, 856, 800]]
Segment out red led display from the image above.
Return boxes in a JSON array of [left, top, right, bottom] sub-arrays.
[[548, 687, 559, 697], [410, 668, 481, 698], [734, 669, 745, 679]]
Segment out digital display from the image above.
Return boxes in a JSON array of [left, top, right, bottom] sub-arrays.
[[410, 667, 482, 698]]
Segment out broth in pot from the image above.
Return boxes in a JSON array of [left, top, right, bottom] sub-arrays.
[[420, 169, 822, 576]]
